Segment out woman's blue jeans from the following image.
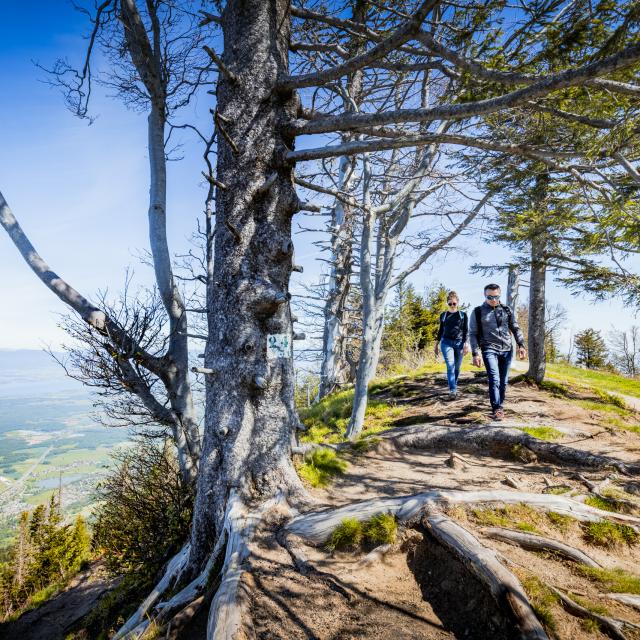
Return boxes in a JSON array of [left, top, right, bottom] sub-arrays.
[[440, 338, 464, 392], [482, 348, 513, 410]]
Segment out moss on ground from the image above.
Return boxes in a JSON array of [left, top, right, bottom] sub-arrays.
[[518, 426, 563, 441], [577, 566, 640, 594], [520, 575, 559, 634], [297, 448, 348, 488], [582, 520, 638, 547], [471, 504, 543, 533]]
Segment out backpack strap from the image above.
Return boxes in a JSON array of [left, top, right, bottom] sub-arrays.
[[474, 306, 483, 343]]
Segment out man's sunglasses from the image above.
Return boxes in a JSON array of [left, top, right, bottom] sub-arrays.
[[485, 295, 500, 300]]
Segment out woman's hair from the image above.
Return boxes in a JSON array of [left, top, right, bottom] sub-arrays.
[[447, 290, 459, 302]]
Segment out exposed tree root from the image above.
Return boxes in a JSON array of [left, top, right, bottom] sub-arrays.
[[206, 491, 290, 640], [550, 586, 640, 640], [385, 424, 640, 474], [286, 489, 640, 546], [422, 506, 548, 640], [113, 543, 191, 640], [481, 527, 602, 568], [606, 594, 640, 611]]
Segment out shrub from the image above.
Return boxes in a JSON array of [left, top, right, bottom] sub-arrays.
[[92, 439, 193, 579]]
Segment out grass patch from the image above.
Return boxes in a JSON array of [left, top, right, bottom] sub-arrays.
[[299, 389, 404, 444], [349, 436, 381, 454], [327, 518, 363, 550], [584, 495, 621, 513], [362, 513, 397, 546], [518, 426, 563, 441], [538, 379, 571, 397], [471, 504, 542, 533], [326, 512, 397, 551], [520, 575, 559, 633], [594, 389, 628, 409], [544, 486, 571, 495], [580, 618, 600, 634], [4, 582, 62, 622], [297, 448, 347, 488], [546, 511, 576, 533], [546, 363, 640, 400], [582, 520, 638, 547], [577, 566, 640, 594], [571, 594, 610, 616]]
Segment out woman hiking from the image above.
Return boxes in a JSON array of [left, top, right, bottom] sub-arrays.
[[434, 291, 469, 400]]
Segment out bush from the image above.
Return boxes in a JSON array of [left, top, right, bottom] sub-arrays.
[[326, 513, 397, 551], [92, 439, 193, 579]]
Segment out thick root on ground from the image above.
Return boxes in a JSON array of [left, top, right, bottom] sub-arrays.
[[286, 489, 640, 546], [422, 506, 548, 640], [113, 543, 191, 640], [481, 527, 602, 568], [386, 424, 640, 475], [550, 586, 640, 640]]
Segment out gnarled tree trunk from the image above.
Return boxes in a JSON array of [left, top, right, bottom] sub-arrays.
[[187, 0, 305, 573]]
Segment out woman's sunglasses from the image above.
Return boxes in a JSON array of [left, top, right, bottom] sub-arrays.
[[447, 301, 457, 307]]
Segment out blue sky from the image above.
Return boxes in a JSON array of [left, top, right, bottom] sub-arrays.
[[0, 2, 637, 356]]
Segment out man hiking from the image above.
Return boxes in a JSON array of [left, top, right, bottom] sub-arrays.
[[469, 283, 527, 421]]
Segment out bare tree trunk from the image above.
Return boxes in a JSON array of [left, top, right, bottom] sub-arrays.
[[317, 156, 356, 400], [506, 264, 521, 311], [187, 0, 305, 572], [346, 305, 385, 440], [527, 235, 548, 384]]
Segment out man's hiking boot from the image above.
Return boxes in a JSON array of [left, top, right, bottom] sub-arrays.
[[492, 407, 505, 421]]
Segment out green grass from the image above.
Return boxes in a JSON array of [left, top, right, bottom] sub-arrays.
[[577, 566, 640, 594], [584, 495, 621, 513], [520, 575, 559, 633], [518, 426, 563, 441], [471, 504, 542, 533], [297, 448, 347, 488], [327, 518, 363, 550], [546, 363, 640, 399], [571, 594, 610, 616], [582, 520, 638, 547], [326, 513, 397, 551], [3, 582, 62, 622], [299, 388, 403, 444], [362, 513, 397, 546], [546, 512, 576, 533]]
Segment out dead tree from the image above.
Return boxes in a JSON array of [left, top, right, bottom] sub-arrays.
[[1, 0, 214, 483]]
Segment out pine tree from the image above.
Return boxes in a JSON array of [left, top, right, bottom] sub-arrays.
[[575, 328, 609, 369]]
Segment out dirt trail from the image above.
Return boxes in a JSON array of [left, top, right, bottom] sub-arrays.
[[250, 370, 640, 640], [7, 370, 640, 640], [0, 561, 119, 640]]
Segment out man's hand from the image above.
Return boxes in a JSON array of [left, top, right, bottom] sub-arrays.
[[463, 343, 470, 356], [517, 346, 527, 360], [434, 345, 439, 358], [472, 354, 482, 367]]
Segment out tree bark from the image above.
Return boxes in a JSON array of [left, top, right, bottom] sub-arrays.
[[506, 264, 521, 311], [187, 0, 305, 573], [527, 234, 548, 384], [317, 155, 357, 400]]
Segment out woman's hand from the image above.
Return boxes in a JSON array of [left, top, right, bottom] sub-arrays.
[[433, 344, 439, 358], [463, 343, 469, 356]]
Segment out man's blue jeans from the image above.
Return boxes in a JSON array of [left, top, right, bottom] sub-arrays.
[[441, 338, 464, 392], [482, 348, 513, 410]]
